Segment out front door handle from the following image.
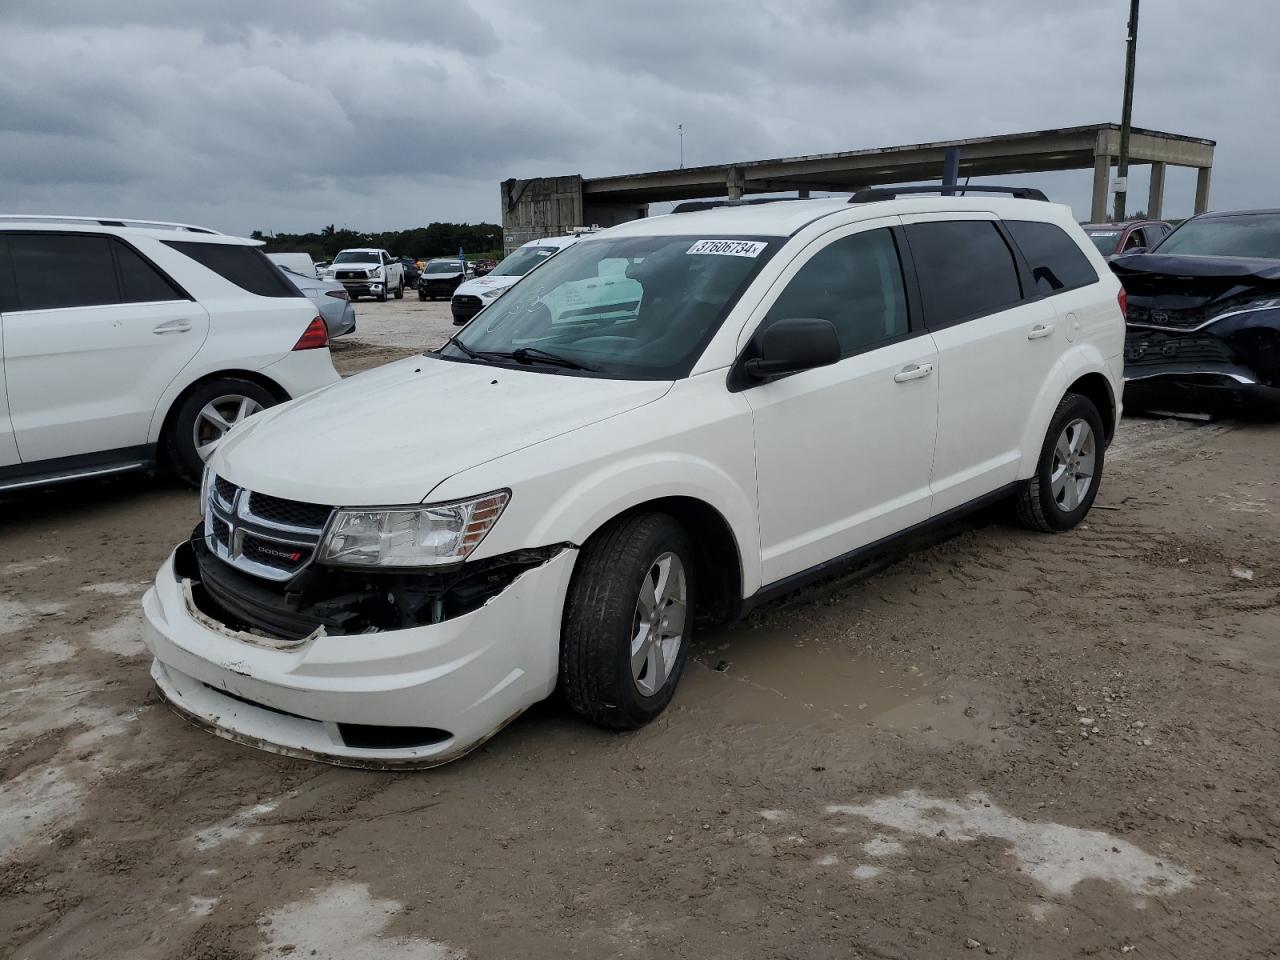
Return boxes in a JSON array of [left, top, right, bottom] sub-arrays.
[[153, 319, 193, 335], [894, 362, 934, 383], [1027, 322, 1056, 340]]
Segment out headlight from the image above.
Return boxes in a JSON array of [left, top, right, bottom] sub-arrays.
[[367, 268, 380, 279], [479, 286, 507, 300], [316, 490, 510, 568]]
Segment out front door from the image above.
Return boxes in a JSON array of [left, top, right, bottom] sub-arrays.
[[2, 232, 209, 463], [740, 219, 939, 586]]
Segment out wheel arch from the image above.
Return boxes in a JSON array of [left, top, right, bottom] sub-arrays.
[[1015, 348, 1119, 479], [151, 369, 290, 463], [580, 496, 745, 629]]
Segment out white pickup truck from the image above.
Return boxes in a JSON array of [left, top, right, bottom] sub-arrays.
[[321, 248, 404, 302]]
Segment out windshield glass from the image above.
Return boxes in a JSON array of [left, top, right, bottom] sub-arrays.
[[490, 245, 562, 277], [333, 251, 375, 264], [426, 260, 463, 273], [1085, 230, 1120, 255], [1155, 214, 1280, 259], [441, 235, 777, 379]]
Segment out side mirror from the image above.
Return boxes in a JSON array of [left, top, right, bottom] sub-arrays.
[[744, 317, 841, 381]]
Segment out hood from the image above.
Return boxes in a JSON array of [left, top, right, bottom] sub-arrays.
[[332, 260, 380, 271], [211, 356, 672, 506], [1112, 253, 1280, 305], [424, 270, 464, 279], [456, 275, 520, 296]]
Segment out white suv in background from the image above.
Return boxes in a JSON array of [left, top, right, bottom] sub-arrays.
[[450, 230, 598, 325], [0, 216, 339, 490], [143, 188, 1124, 768]]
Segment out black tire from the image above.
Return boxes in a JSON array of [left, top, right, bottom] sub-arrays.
[[164, 378, 279, 487], [1015, 392, 1106, 533], [394, 279, 404, 300], [559, 512, 694, 730], [417, 289, 427, 301], [376, 286, 388, 302]]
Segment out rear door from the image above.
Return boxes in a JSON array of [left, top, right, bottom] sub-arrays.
[[741, 218, 940, 584], [900, 215, 1058, 514], [2, 232, 210, 463]]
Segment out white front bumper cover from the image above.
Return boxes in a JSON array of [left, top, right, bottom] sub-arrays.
[[142, 547, 576, 769]]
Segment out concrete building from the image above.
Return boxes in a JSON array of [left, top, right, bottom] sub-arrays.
[[500, 123, 1214, 251]]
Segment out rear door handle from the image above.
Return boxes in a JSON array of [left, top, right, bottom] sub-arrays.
[[153, 319, 193, 335], [894, 362, 934, 383], [1027, 322, 1055, 340]]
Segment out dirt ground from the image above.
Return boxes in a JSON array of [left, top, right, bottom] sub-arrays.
[[2, 300, 1279, 959]]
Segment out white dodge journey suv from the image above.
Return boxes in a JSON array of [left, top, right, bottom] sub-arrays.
[[0, 216, 339, 490], [142, 188, 1124, 767]]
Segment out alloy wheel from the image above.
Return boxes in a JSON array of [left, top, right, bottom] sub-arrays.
[[630, 552, 687, 697], [1050, 417, 1096, 511], [193, 394, 264, 462]]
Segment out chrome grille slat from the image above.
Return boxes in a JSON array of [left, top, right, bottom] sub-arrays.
[[203, 476, 334, 582]]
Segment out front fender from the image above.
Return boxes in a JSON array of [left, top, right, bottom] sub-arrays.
[[1014, 344, 1118, 479]]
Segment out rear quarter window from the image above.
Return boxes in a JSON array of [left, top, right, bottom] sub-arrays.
[[164, 240, 301, 298], [1004, 220, 1099, 296]]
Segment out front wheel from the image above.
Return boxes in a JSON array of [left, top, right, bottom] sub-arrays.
[[417, 288, 427, 301], [165, 378, 279, 486], [1015, 392, 1106, 532], [559, 513, 694, 730]]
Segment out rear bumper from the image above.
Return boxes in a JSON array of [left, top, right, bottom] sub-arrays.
[[142, 546, 576, 767], [259, 348, 340, 400]]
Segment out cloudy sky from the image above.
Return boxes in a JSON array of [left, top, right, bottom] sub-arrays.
[[2, 0, 1276, 235]]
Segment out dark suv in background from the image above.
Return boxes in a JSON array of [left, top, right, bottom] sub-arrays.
[[1112, 209, 1280, 417]]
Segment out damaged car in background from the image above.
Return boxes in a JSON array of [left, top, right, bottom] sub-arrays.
[[1113, 208, 1280, 417]]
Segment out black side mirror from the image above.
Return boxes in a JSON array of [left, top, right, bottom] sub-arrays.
[[744, 317, 841, 381]]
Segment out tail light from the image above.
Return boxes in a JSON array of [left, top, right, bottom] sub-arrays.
[[292, 316, 328, 350], [1117, 287, 1128, 320], [325, 289, 350, 301]]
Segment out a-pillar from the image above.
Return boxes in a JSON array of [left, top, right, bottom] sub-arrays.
[[1146, 161, 1166, 220], [1091, 153, 1113, 222], [1194, 166, 1212, 214]]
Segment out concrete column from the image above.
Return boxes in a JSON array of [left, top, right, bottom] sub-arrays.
[[798, 188, 810, 199], [1091, 153, 1113, 222], [1146, 161, 1166, 219], [1194, 166, 1213, 214], [726, 167, 744, 200]]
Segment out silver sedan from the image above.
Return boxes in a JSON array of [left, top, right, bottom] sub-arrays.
[[278, 265, 357, 338]]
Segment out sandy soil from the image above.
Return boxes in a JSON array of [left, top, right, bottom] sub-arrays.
[[2, 315, 1278, 959]]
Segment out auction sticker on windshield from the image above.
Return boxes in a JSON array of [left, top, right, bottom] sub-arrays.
[[687, 239, 768, 258]]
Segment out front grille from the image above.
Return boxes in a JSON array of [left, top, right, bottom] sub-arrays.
[[1126, 304, 1212, 329], [1125, 331, 1236, 367], [248, 492, 332, 530], [203, 475, 333, 582], [453, 295, 482, 309], [336, 270, 371, 281]]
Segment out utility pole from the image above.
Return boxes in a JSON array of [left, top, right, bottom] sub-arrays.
[[678, 124, 684, 169], [1114, 0, 1140, 221]]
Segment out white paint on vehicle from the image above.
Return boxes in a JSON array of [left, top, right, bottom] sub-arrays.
[[0, 766, 83, 860], [827, 791, 1195, 897], [193, 801, 279, 851], [87, 612, 146, 656], [257, 883, 462, 960]]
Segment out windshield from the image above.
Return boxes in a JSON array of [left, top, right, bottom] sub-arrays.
[[1085, 230, 1120, 255], [440, 235, 777, 379], [333, 250, 376, 264], [426, 260, 463, 273], [490, 245, 562, 277], [1155, 214, 1280, 259]]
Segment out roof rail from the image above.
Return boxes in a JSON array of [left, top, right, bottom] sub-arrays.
[[671, 197, 806, 214], [0, 215, 222, 234], [848, 185, 1049, 204]]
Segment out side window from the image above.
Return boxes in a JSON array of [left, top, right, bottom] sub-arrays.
[[163, 240, 299, 298], [1004, 220, 1099, 296], [1122, 229, 1145, 252], [905, 220, 1022, 327], [764, 228, 908, 358], [8, 233, 120, 311], [114, 240, 186, 303], [0, 237, 16, 313]]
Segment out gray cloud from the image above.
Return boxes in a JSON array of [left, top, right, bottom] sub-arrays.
[[1, 0, 1276, 234]]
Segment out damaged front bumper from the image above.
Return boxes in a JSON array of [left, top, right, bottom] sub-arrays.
[[141, 542, 577, 768]]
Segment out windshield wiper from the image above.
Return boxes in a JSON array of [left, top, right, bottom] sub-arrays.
[[440, 335, 479, 360], [474, 346, 596, 371]]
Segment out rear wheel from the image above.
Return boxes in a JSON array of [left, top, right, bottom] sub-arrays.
[[1015, 393, 1105, 532], [394, 279, 404, 300], [165, 378, 279, 486], [559, 513, 693, 730]]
